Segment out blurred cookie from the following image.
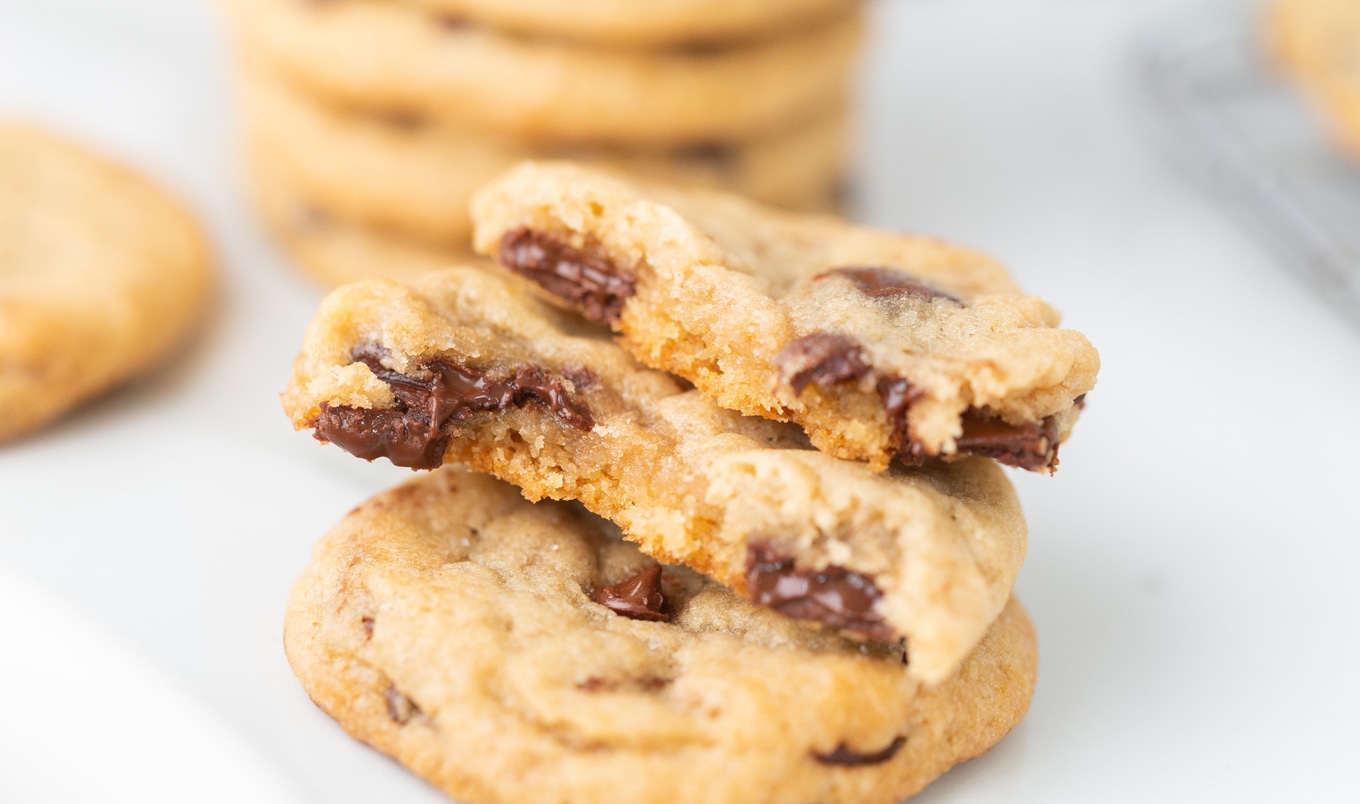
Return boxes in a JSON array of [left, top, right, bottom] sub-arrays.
[[0, 124, 212, 442], [285, 466, 1038, 804], [247, 150, 491, 286], [394, 0, 860, 48], [1269, 0, 1360, 158], [472, 162, 1099, 473], [221, 0, 863, 147], [240, 71, 849, 248], [282, 268, 1027, 682]]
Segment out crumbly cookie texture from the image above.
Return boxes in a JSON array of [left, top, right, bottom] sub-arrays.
[[240, 70, 848, 248], [282, 268, 1027, 682], [0, 123, 212, 442], [284, 467, 1038, 804], [220, 0, 863, 148], [1269, 0, 1360, 159], [471, 162, 1099, 473], [393, 0, 859, 48]]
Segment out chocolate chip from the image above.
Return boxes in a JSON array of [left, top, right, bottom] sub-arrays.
[[497, 228, 637, 324], [295, 204, 334, 231], [361, 616, 375, 639], [818, 267, 962, 306], [956, 411, 1060, 472], [814, 736, 907, 766], [313, 347, 595, 469], [776, 333, 872, 396], [383, 684, 421, 725], [744, 544, 894, 641], [364, 108, 429, 132], [434, 13, 473, 30], [562, 366, 601, 392], [1074, 393, 1087, 410], [593, 566, 669, 622], [577, 675, 671, 693], [669, 142, 737, 170], [315, 404, 450, 470], [876, 375, 926, 463]]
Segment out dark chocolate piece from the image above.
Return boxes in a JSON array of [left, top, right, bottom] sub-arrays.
[[744, 545, 894, 641], [876, 375, 926, 463], [814, 736, 908, 767], [776, 332, 872, 396], [314, 404, 450, 470], [592, 566, 669, 622], [956, 411, 1060, 472], [497, 228, 637, 324], [819, 267, 962, 306], [314, 347, 594, 470], [383, 684, 421, 725]]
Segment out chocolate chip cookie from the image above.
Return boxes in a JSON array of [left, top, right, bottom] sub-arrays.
[[241, 70, 849, 248], [471, 162, 1099, 473], [284, 466, 1038, 804], [221, 0, 863, 148], [282, 267, 1027, 682], [0, 124, 212, 441]]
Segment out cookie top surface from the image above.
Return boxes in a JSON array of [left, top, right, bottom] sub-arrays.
[[0, 123, 212, 441], [285, 467, 1037, 804], [222, 0, 863, 147], [471, 162, 1100, 472], [395, 0, 860, 48], [282, 267, 1027, 682]]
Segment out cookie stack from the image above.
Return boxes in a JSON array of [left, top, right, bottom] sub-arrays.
[[279, 163, 1100, 804], [220, 0, 865, 286]]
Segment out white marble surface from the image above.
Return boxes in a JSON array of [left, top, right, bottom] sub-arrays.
[[1, 0, 1357, 801]]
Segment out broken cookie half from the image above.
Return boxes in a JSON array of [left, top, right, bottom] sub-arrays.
[[285, 468, 1037, 804], [471, 161, 1099, 472], [282, 267, 1026, 683]]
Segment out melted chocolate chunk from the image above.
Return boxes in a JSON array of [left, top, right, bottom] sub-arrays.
[[956, 411, 1060, 472], [313, 347, 594, 470], [497, 228, 637, 324], [876, 375, 927, 463], [592, 566, 669, 622], [744, 545, 894, 641], [818, 267, 962, 305], [361, 616, 375, 640], [776, 333, 872, 396], [383, 684, 421, 724], [814, 736, 907, 767], [315, 405, 450, 470], [434, 13, 473, 30]]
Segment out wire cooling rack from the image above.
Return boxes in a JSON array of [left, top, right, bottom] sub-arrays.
[[1136, 8, 1360, 331]]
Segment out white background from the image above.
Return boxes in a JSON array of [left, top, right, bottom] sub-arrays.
[[2, 0, 1358, 801]]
